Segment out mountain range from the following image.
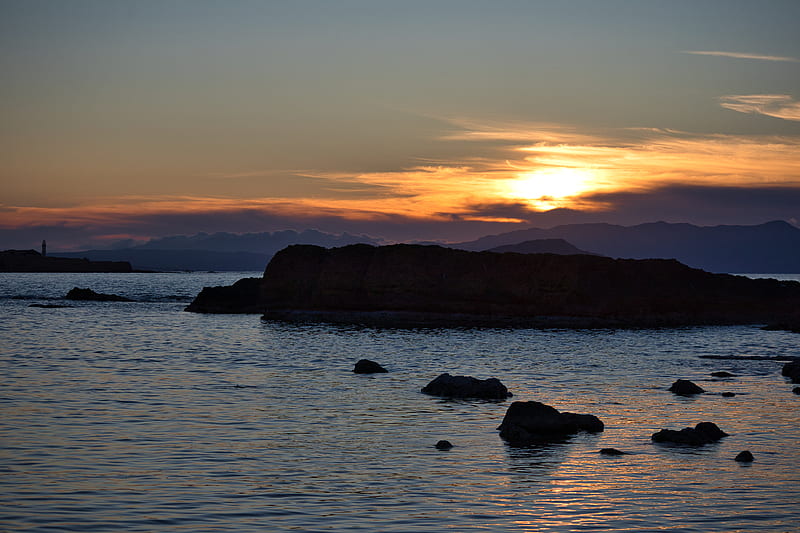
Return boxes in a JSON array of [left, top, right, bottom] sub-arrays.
[[51, 221, 800, 273]]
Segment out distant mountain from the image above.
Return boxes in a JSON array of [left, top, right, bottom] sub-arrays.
[[487, 238, 596, 256], [453, 220, 800, 273], [53, 229, 382, 271]]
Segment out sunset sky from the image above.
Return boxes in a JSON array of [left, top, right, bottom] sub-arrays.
[[2, 0, 799, 250]]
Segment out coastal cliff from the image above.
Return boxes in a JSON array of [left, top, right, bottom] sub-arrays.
[[0, 249, 134, 273], [186, 244, 800, 327]]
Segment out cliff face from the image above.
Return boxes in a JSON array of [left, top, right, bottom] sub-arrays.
[[0, 250, 133, 273], [186, 244, 800, 327]]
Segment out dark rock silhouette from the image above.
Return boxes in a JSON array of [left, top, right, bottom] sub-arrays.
[[710, 371, 736, 378], [762, 319, 800, 333], [487, 238, 596, 256], [353, 359, 388, 374], [435, 440, 453, 450], [497, 401, 604, 444], [421, 373, 512, 399], [735, 450, 754, 462], [185, 243, 800, 327], [65, 288, 133, 302], [721, 392, 736, 397], [29, 303, 72, 308], [781, 361, 800, 384], [184, 278, 262, 313], [599, 448, 627, 455], [651, 422, 728, 445], [793, 387, 800, 395], [668, 379, 705, 395], [0, 249, 133, 273]]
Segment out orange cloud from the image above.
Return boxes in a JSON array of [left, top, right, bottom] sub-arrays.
[[719, 94, 800, 121]]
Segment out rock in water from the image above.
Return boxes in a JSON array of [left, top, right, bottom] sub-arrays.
[[435, 440, 453, 450], [65, 287, 133, 302], [353, 359, 388, 374], [721, 392, 736, 397], [421, 373, 511, 399], [497, 401, 604, 444], [710, 371, 736, 378], [668, 379, 705, 395], [735, 450, 754, 462], [781, 361, 800, 384], [600, 448, 627, 456], [651, 422, 728, 445]]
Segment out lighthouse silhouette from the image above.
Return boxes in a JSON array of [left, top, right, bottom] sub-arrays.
[[42, 240, 47, 257]]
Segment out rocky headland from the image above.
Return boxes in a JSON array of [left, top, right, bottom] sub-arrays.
[[0, 249, 133, 273], [185, 243, 800, 327]]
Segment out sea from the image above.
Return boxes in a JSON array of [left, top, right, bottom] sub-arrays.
[[1, 271, 799, 533]]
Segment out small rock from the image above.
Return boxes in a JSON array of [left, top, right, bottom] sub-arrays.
[[793, 387, 800, 395], [651, 422, 728, 445], [65, 287, 133, 302], [710, 371, 736, 378], [435, 440, 453, 450], [599, 448, 627, 456], [353, 359, 388, 374], [735, 450, 754, 462], [668, 379, 705, 395], [421, 373, 511, 399], [721, 392, 736, 397], [781, 361, 800, 384], [562, 412, 605, 433]]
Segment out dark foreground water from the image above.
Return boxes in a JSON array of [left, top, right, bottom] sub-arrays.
[[1, 272, 799, 532]]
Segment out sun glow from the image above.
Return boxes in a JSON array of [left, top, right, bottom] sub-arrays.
[[505, 167, 599, 210]]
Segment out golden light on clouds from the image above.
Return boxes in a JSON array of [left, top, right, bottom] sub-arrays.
[[2, 119, 799, 232]]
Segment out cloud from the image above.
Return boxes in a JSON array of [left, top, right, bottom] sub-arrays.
[[719, 94, 800, 122], [683, 50, 799, 62]]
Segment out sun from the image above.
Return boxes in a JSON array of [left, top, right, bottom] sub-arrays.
[[504, 167, 598, 210]]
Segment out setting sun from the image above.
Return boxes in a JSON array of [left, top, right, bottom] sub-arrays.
[[505, 167, 598, 210]]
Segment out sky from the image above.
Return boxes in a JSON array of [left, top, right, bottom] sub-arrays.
[[1, 0, 799, 250]]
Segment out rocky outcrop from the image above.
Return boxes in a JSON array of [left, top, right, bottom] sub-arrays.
[[186, 243, 800, 327], [651, 422, 728, 445], [600, 448, 627, 456], [668, 379, 705, 395], [0, 250, 133, 273], [421, 373, 512, 399], [353, 359, 388, 374], [497, 401, 604, 444], [435, 440, 453, 450], [781, 361, 800, 384], [184, 278, 262, 313], [65, 288, 133, 302], [710, 371, 736, 378]]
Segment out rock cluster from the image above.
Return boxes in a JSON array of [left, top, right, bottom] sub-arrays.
[[421, 373, 512, 399], [497, 401, 604, 445], [651, 422, 728, 445]]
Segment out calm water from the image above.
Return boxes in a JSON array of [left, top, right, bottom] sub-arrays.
[[1, 272, 799, 532]]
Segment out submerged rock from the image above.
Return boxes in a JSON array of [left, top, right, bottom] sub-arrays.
[[353, 359, 388, 374], [735, 450, 754, 462], [497, 401, 604, 444], [65, 287, 133, 302], [435, 440, 453, 450], [668, 379, 705, 395], [421, 373, 511, 399], [721, 392, 736, 397], [651, 422, 728, 445], [793, 387, 800, 395], [710, 371, 736, 378], [599, 448, 627, 456], [28, 303, 72, 308]]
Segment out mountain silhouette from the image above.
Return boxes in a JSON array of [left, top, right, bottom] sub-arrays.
[[454, 220, 800, 273]]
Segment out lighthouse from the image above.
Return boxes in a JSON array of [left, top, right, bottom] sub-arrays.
[[42, 240, 47, 257]]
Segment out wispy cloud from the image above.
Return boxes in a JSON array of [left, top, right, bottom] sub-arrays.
[[683, 50, 799, 62], [719, 94, 800, 121]]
